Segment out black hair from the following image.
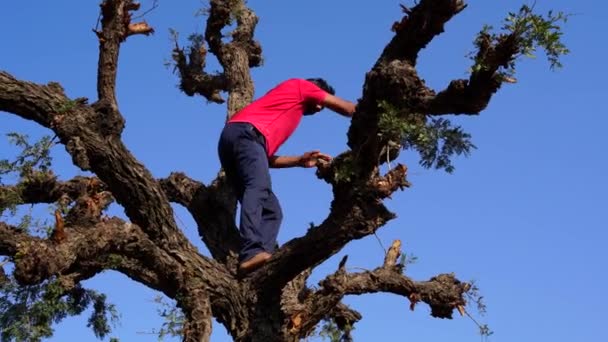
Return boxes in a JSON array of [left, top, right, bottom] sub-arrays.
[[306, 78, 335, 95]]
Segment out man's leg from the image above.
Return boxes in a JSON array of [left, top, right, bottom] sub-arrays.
[[233, 127, 273, 264], [260, 191, 282, 254]]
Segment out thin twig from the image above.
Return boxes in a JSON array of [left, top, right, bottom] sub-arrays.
[[132, 0, 159, 20], [464, 308, 492, 341], [373, 232, 387, 255], [94, 11, 102, 32], [174, 212, 190, 232]]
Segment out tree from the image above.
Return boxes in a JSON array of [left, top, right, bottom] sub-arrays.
[[0, 1, 568, 341]]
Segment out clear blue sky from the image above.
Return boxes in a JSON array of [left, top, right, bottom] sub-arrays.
[[1, 0, 606, 341]]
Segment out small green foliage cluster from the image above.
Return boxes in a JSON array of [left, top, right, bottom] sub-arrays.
[[470, 5, 569, 77], [1, 134, 56, 231], [505, 5, 569, 69], [1, 134, 119, 340], [188, 33, 205, 48], [8, 208, 54, 238], [56, 100, 79, 114], [0, 276, 119, 341], [0, 133, 54, 181], [153, 295, 185, 340], [398, 252, 418, 272], [465, 281, 493, 338], [378, 102, 475, 173], [318, 318, 353, 342], [105, 254, 125, 270], [333, 154, 357, 184], [0, 190, 21, 217]]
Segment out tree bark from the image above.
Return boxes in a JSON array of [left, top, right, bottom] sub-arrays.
[[0, 0, 539, 340]]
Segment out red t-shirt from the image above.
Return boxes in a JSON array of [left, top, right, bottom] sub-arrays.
[[229, 78, 328, 157]]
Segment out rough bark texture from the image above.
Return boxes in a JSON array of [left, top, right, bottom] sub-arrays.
[[0, 1, 526, 341]]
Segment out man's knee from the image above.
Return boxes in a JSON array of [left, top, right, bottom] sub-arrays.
[[268, 194, 283, 222]]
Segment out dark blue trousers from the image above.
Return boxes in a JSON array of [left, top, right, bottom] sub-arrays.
[[218, 122, 283, 262]]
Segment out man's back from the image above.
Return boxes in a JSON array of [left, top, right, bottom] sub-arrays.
[[229, 79, 327, 157]]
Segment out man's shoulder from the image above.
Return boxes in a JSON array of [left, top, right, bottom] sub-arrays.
[[277, 78, 305, 87], [266, 78, 306, 95]]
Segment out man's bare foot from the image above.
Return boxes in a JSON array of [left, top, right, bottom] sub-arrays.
[[238, 251, 272, 276]]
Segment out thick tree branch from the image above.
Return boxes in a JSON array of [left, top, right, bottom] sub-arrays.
[[0, 218, 174, 292], [2, 216, 246, 340], [0, 71, 68, 127], [281, 268, 361, 339], [173, 40, 228, 104], [159, 172, 204, 208], [173, 0, 261, 115], [1, 171, 240, 266], [95, 0, 154, 110], [0, 172, 109, 208], [247, 162, 410, 292], [0, 166, 246, 337], [346, 1, 468, 170], [382, 0, 467, 65], [0, 71, 194, 250], [248, 197, 395, 289], [205, 0, 262, 66], [420, 33, 520, 115], [317, 162, 411, 196], [181, 291, 213, 342], [292, 242, 468, 337], [318, 269, 467, 318], [160, 172, 240, 265]]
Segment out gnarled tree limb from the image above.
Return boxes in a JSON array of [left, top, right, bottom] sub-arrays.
[[0, 69, 189, 248], [0, 218, 174, 292], [95, 0, 154, 111], [291, 242, 468, 338], [187, 0, 262, 116], [250, 162, 410, 290], [421, 32, 520, 115], [383, 0, 467, 65], [160, 172, 241, 265]]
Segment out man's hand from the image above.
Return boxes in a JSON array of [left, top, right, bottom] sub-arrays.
[[268, 152, 331, 168], [299, 150, 332, 168]]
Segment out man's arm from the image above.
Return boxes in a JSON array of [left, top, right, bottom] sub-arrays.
[[269, 151, 331, 168], [322, 94, 357, 117]]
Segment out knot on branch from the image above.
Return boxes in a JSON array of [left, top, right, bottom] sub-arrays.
[[319, 256, 349, 292], [383, 240, 402, 268], [13, 240, 73, 285], [373, 60, 429, 107], [97, 0, 155, 42], [127, 21, 155, 37], [91, 98, 125, 135], [46, 82, 66, 95], [171, 0, 262, 109], [66, 137, 91, 170], [160, 172, 205, 206], [369, 164, 411, 199], [247, 40, 263, 67], [391, 4, 413, 33], [18, 171, 58, 198], [420, 273, 469, 319], [347, 61, 429, 154], [65, 190, 113, 227], [173, 42, 227, 103]]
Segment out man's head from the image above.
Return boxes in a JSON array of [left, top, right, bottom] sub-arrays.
[[304, 78, 335, 116], [307, 78, 335, 95]]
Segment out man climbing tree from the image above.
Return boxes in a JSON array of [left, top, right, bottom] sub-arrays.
[[219, 78, 356, 273], [0, 0, 568, 341]]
